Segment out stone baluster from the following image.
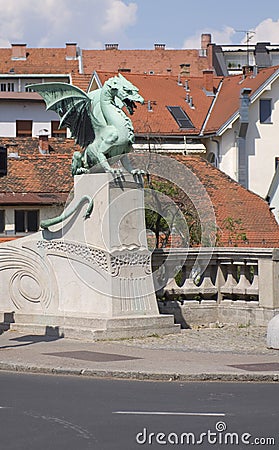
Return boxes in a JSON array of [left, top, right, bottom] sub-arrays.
[[163, 276, 180, 298], [179, 264, 200, 300], [246, 262, 259, 299], [199, 264, 218, 300], [232, 262, 251, 300], [220, 261, 237, 301]]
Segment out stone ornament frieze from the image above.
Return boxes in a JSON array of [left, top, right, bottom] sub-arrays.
[[37, 239, 109, 272], [36, 240, 151, 277]]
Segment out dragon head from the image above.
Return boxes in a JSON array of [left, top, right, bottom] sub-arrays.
[[107, 73, 144, 115]]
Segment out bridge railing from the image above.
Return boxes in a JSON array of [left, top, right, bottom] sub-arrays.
[[152, 247, 279, 312]]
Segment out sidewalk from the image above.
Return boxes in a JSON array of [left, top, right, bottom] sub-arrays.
[[0, 325, 278, 382]]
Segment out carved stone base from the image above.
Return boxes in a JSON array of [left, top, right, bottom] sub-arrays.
[[0, 312, 180, 340], [0, 173, 179, 338]]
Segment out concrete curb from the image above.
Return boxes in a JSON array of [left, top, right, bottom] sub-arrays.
[[0, 362, 279, 383]]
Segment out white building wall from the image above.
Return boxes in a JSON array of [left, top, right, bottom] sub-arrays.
[[211, 77, 279, 200], [0, 101, 60, 137], [247, 79, 279, 198], [218, 122, 238, 182]]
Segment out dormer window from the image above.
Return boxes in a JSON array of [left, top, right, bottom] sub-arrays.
[[167, 106, 194, 129]]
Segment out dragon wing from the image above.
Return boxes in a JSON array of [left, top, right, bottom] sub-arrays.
[[27, 82, 95, 148]]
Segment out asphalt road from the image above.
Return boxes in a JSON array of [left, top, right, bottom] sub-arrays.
[[0, 372, 278, 449]]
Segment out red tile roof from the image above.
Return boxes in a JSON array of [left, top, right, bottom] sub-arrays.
[[83, 48, 209, 77], [170, 155, 279, 247], [0, 47, 79, 74], [95, 71, 222, 136], [71, 73, 92, 91], [93, 67, 279, 137], [1, 137, 78, 155], [204, 66, 279, 133], [0, 154, 72, 197], [0, 45, 210, 77], [0, 138, 74, 205]]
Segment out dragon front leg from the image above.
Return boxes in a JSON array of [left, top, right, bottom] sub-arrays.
[[71, 151, 90, 175], [120, 154, 147, 184]]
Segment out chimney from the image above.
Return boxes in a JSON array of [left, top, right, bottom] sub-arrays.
[[201, 34, 212, 54], [239, 88, 251, 138], [180, 63, 190, 76], [203, 69, 214, 93], [154, 44, 166, 50], [177, 74, 182, 86], [11, 44, 27, 60], [207, 42, 214, 71], [38, 129, 50, 154], [105, 43, 119, 50], [65, 42, 77, 60]]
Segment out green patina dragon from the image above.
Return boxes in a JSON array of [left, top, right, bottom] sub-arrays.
[[29, 74, 144, 176], [28, 74, 145, 229]]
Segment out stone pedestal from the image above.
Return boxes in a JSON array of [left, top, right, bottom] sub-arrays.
[[0, 173, 179, 339]]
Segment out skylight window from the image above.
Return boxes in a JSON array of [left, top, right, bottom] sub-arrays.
[[167, 106, 194, 129]]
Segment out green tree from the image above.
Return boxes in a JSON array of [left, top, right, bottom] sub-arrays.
[[144, 175, 202, 248]]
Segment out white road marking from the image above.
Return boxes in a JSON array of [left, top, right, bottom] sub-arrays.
[[113, 411, 225, 417]]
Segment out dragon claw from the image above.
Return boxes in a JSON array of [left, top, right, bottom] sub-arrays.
[[131, 169, 147, 185], [76, 167, 89, 175], [131, 169, 146, 176], [108, 168, 124, 180]]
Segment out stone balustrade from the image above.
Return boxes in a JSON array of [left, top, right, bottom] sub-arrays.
[[152, 248, 279, 326]]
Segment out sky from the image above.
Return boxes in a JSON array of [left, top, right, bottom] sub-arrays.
[[0, 0, 279, 49]]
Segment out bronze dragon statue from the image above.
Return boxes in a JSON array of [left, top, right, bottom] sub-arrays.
[[27, 74, 145, 229], [28, 73, 144, 176]]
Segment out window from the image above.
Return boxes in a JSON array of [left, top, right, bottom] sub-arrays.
[[0, 210, 4, 233], [260, 99, 272, 124], [15, 210, 39, 233], [1, 82, 14, 92], [16, 120, 32, 137], [167, 106, 194, 129], [51, 121, 67, 138]]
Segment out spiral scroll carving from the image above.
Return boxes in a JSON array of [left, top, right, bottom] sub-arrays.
[[0, 246, 57, 310]]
